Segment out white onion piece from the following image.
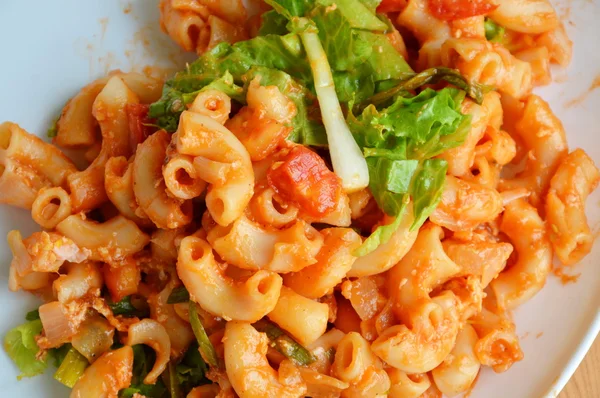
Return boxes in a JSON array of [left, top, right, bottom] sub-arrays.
[[39, 301, 78, 348]]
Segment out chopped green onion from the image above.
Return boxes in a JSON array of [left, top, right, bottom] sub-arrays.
[[188, 302, 219, 368], [108, 295, 149, 318], [53, 347, 88, 388], [168, 361, 184, 398], [167, 286, 190, 304], [253, 320, 315, 365], [49, 344, 71, 368], [485, 18, 505, 43]]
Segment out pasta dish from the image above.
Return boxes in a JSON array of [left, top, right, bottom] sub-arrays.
[[2, 0, 598, 397]]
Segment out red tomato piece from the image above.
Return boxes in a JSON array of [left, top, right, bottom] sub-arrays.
[[103, 261, 140, 302], [428, 0, 498, 21], [377, 0, 408, 13], [126, 103, 157, 151], [267, 146, 342, 218]]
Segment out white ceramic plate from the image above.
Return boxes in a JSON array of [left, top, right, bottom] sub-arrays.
[[0, 1, 598, 397]]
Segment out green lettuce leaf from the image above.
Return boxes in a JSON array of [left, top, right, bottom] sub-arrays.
[[357, 31, 412, 82], [366, 158, 410, 216], [318, 0, 387, 31], [352, 88, 470, 160], [148, 0, 468, 257], [410, 159, 448, 229], [311, 4, 373, 72], [264, 0, 315, 18], [173, 34, 310, 91], [358, 0, 381, 12], [353, 194, 409, 257], [378, 159, 420, 194], [3, 320, 47, 380], [258, 10, 289, 36], [150, 0, 412, 133], [308, 1, 411, 102], [350, 88, 469, 255], [148, 33, 310, 133], [149, 72, 244, 132]]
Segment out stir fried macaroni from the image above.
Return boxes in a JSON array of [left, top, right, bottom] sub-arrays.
[[2, 0, 598, 397]]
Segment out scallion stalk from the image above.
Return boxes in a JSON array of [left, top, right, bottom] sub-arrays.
[[53, 347, 88, 388]]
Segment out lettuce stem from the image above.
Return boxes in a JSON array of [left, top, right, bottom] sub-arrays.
[[298, 18, 369, 193]]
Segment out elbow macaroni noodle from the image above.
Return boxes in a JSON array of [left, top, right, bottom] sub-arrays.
[[159, 0, 248, 55], [1, 2, 598, 395]]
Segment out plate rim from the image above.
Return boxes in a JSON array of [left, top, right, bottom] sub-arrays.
[[543, 306, 600, 396]]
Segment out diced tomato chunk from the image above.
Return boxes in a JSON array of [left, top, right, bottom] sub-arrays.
[[427, 0, 498, 21], [103, 261, 140, 302], [267, 146, 342, 218], [377, 0, 408, 13], [126, 103, 157, 151]]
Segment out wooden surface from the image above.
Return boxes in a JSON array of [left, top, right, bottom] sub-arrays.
[[559, 334, 600, 398]]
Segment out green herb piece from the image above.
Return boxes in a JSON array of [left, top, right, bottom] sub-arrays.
[[175, 342, 209, 394], [189, 302, 219, 368], [168, 362, 183, 398], [362, 67, 490, 109], [167, 286, 190, 304], [108, 295, 149, 318], [253, 320, 315, 365], [119, 345, 168, 398]]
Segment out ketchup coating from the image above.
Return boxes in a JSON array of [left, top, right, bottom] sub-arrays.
[[428, 0, 498, 21], [126, 103, 157, 151], [376, 0, 408, 13]]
